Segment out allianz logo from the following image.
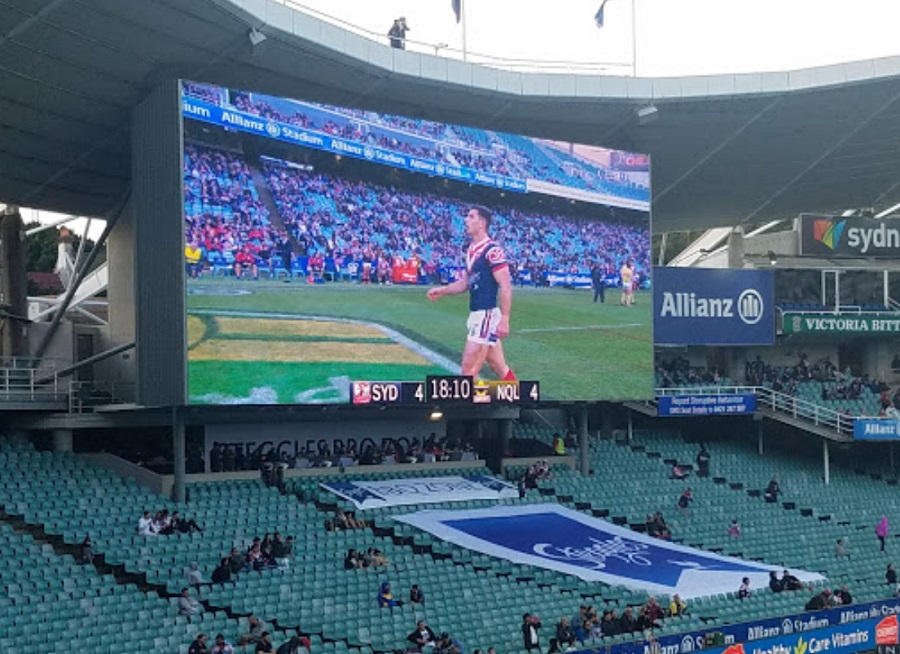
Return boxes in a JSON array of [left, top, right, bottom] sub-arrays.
[[659, 290, 765, 325]]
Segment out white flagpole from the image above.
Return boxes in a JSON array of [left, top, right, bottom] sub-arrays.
[[461, 0, 468, 62]]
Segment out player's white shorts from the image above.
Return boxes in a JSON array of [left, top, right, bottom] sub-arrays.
[[622, 281, 634, 293], [467, 308, 502, 346]]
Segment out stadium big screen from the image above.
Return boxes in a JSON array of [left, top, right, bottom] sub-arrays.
[[181, 80, 652, 405]]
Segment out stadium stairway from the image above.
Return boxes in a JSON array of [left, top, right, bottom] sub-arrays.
[[250, 164, 290, 236]]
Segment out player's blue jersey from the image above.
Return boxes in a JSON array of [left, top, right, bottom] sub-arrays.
[[466, 239, 508, 311]]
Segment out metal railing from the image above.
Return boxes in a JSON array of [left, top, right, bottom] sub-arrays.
[[278, 0, 634, 76], [655, 385, 855, 435], [68, 381, 137, 413], [0, 363, 65, 404]]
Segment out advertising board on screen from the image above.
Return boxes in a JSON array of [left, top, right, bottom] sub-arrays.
[[181, 81, 652, 405], [653, 267, 775, 345]]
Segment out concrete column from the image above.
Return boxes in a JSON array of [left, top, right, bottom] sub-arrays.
[[172, 408, 186, 503], [823, 440, 830, 486], [627, 409, 634, 443], [601, 404, 614, 440], [52, 429, 73, 453], [499, 419, 512, 457], [578, 405, 589, 476], [757, 422, 764, 455]]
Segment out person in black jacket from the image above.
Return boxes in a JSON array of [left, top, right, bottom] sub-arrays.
[[522, 614, 542, 652], [211, 557, 231, 585], [407, 621, 437, 650], [555, 617, 575, 650], [387, 17, 410, 49]]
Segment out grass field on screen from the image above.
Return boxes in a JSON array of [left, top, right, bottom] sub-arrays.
[[186, 279, 653, 404]]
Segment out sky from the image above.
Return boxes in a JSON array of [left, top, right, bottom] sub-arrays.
[[10, 0, 900, 231], [290, 0, 900, 77]]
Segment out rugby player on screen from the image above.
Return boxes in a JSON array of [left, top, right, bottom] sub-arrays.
[[427, 206, 516, 381]]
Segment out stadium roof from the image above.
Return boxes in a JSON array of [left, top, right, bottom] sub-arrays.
[[4, 0, 900, 232]]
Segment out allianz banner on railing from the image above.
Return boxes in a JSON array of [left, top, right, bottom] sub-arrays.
[[800, 212, 900, 258], [658, 394, 756, 417], [394, 504, 820, 599], [321, 476, 518, 510], [653, 267, 774, 345], [854, 419, 900, 440], [783, 313, 900, 335]]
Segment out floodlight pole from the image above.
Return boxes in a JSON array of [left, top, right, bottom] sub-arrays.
[[631, 0, 637, 77], [822, 440, 830, 486], [461, 0, 468, 62]]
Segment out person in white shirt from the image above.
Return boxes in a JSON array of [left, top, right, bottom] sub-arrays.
[[137, 511, 156, 536], [211, 634, 235, 654], [178, 587, 202, 616], [186, 562, 204, 587]]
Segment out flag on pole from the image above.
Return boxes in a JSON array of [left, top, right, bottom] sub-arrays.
[[595, 0, 609, 28], [452, 0, 462, 23]]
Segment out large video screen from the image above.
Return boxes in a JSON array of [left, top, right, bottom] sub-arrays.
[[182, 80, 652, 404]]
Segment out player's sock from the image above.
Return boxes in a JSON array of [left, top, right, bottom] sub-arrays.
[[503, 368, 517, 382]]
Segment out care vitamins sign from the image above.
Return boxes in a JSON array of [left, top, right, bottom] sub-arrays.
[[653, 267, 774, 345], [783, 314, 900, 335], [658, 394, 756, 417]]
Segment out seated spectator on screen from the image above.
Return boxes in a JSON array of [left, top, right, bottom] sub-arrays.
[[212, 558, 232, 585], [137, 511, 156, 536], [435, 632, 463, 654], [272, 533, 294, 569], [407, 620, 437, 650], [835, 538, 848, 559], [765, 476, 781, 503], [154, 510, 174, 535], [769, 571, 784, 593], [671, 464, 689, 480], [805, 589, 831, 612], [739, 577, 751, 600], [409, 584, 425, 604], [696, 446, 711, 477], [677, 488, 694, 516], [365, 548, 390, 570], [189, 633, 208, 654], [79, 536, 94, 565], [239, 616, 271, 647], [211, 634, 235, 654], [570, 606, 588, 643], [186, 562, 204, 587], [344, 549, 363, 570], [727, 519, 742, 538], [178, 587, 202, 616], [644, 597, 664, 624], [887, 564, 898, 586]]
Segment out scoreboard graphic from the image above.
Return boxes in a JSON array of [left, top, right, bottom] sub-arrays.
[[350, 376, 540, 406]]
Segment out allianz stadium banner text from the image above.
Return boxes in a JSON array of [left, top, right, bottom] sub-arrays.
[[854, 419, 900, 440], [658, 394, 756, 417], [653, 267, 774, 345], [800, 213, 900, 258], [783, 313, 900, 335], [321, 476, 518, 510], [394, 504, 820, 599], [574, 599, 900, 654]]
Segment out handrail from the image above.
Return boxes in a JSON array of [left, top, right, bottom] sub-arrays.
[[278, 0, 634, 76], [655, 385, 855, 435]]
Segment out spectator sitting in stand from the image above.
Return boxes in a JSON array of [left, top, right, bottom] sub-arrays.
[[212, 558, 232, 585], [434, 632, 463, 654], [669, 594, 688, 617], [255, 632, 276, 654], [887, 563, 897, 586], [178, 587, 202, 616], [186, 562, 204, 587], [555, 616, 576, 651], [378, 582, 401, 610], [837, 585, 852, 605], [782, 570, 804, 591], [79, 537, 94, 565], [769, 571, 784, 593], [765, 476, 781, 503], [137, 510, 156, 536], [189, 633, 208, 654], [677, 488, 694, 516], [365, 547, 390, 570], [696, 446, 711, 477], [617, 607, 636, 633], [671, 464, 689, 480], [211, 634, 235, 654], [409, 584, 425, 604], [239, 616, 271, 647], [727, 519, 742, 538], [835, 538, 848, 558], [805, 589, 831, 611], [344, 549, 363, 570], [271, 533, 293, 569], [644, 597, 664, 624], [277, 636, 311, 654], [738, 577, 751, 600], [407, 620, 437, 650], [171, 511, 204, 533], [228, 547, 248, 574]]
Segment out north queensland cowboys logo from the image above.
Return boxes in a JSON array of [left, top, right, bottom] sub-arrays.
[[265, 121, 281, 137]]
